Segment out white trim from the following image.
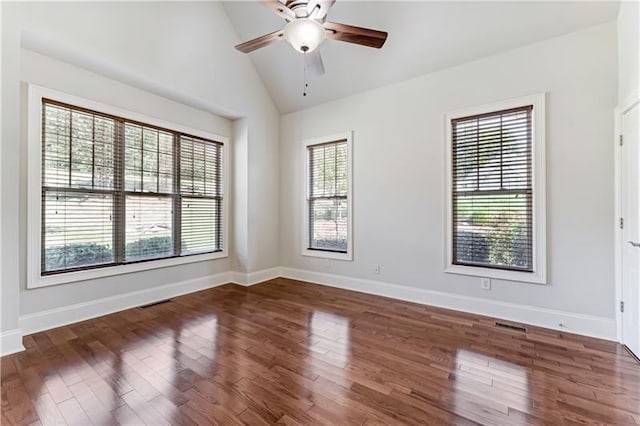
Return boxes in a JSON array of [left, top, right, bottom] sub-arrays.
[[301, 132, 353, 261], [444, 93, 547, 284], [27, 84, 230, 289], [230, 267, 281, 286], [614, 89, 640, 342], [0, 329, 25, 356], [20, 272, 232, 336], [280, 267, 616, 341]]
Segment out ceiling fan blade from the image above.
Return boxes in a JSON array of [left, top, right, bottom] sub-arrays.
[[324, 21, 388, 49], [307, 0, 336, 20], [306, 49, 325, 76], [234, 29, 284, 53], [260, 0, 295, 21]]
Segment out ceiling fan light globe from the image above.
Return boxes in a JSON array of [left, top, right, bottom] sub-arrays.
[[284, 18, 326, 53]]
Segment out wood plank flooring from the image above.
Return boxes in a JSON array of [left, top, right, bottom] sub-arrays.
[[2, 278, 639, 425]]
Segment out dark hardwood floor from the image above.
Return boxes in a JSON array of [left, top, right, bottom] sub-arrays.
[[1, 278, 639, 425]]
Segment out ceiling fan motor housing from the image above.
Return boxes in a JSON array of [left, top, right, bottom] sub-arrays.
[[287, 0, 311, 18]]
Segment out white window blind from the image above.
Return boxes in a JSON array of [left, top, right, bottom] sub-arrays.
[[123, 124, 174, 262], [42, 104, 118, 272], [179, 136, 223, 255]]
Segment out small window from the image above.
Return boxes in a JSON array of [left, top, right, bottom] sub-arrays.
[[445, 94, 546, 284], [303, 132, 353, 261], [29, 85, 228, 288]]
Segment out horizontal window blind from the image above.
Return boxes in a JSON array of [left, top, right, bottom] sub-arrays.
[[42, 103, 119, 273], [180, 136, 223, 255], [123, 124, 174, 261], [41, 99, 224, 275], [307, 140, 348, 252], [124, 124, 174, 194], [181, 197, 221, 255], [451, 106, 533, 272], [42, 191, 115, 272], [125, 195, 173, 261]]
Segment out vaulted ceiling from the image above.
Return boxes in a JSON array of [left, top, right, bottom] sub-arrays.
[[222, 1, 619, 113]]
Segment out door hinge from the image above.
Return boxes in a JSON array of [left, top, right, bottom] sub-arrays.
[[621, 301, 625, 313], [620, 217, 624, 229], [620, 134, 624, 146]]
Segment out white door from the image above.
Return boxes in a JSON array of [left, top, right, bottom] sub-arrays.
[[621, 101, 640, 358]]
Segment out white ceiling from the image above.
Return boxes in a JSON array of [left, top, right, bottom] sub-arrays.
[[222, 1, 619, 114]]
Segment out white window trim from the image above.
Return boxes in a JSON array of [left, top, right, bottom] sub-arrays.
[[444, 93, 547, 284], [27, 84, 229, 289], [301, 131, 353, 261]]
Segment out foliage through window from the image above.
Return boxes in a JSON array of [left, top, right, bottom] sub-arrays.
[[307, 140, 349, 253], [451, 106, 533, 272], [41, 99, 224, 274]]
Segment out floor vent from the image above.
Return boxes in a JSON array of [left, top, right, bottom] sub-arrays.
[[137, 299, 172, 309], [495, 322, 527, 333]]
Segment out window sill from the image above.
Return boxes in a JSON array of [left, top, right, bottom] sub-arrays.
[[444, 264, 546, 285], [302, 249, 353, 261], [28, 250, 228, 289]]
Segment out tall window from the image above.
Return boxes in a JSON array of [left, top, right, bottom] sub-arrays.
[[38, 97, 225, 279], [445, 95, 546, 284], [303, 133, 353, 260]]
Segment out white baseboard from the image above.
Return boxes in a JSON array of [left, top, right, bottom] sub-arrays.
[[20, 272, 232, 336], [230, 267, 281, 286], [1, 328, 25, 356], [279, 267, 617, 341], [8, 266, 617, 357]]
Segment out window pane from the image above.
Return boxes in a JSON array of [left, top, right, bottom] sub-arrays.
[[70, 112, 97, 188], [180, 136, 222, 197], [43, 105, 71, 187], [43, 104, 115, 190], [309, 142, 348, 198], [43, 191, 114, 272], [125, 196, 173, 261], [125, 124, 173, 194], [124, 124, 142, 192], [181, 197, 220, 254], [309, 198, 347, 252], [454, 193, 532, 270]]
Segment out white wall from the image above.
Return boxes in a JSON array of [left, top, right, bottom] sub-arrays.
[[280, 23, 617, 324], [618, 1, 639, 101], [1, 2, 280, 342]]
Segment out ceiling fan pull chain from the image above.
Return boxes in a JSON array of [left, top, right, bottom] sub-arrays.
[[303, 50, 309, 97]]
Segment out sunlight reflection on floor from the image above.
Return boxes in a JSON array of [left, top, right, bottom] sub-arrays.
[[452, 349, 531, 425], [308, 310, 352, 414]]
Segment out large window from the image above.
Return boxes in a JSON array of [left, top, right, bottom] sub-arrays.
[[29, 86, 227, 288], [303, 133, 353, 261], [445, 95, 546, 284]]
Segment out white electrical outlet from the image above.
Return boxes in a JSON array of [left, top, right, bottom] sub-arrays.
[[480, 278, 491, 290], [374, 264, 381, 275]]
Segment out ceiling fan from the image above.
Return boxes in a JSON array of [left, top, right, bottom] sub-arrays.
[[234, 0, 388, 76]]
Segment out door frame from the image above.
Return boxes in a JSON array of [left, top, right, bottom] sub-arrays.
[[615, 89, 640, 342]]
